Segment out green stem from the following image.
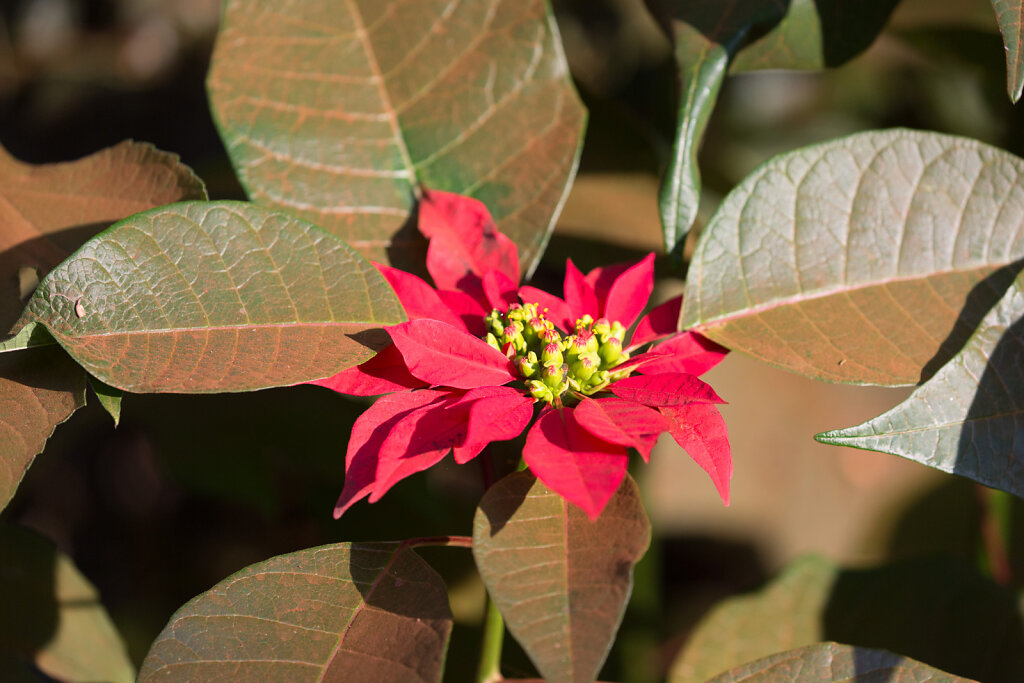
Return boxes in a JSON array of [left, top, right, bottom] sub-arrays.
[[476, 595, 505, 683]]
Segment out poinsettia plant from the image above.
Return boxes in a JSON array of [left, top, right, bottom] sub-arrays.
[[2, 0, 1024, 682]]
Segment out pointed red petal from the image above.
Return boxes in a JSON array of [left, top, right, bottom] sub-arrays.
[[454, 387, 535, 464], [602, 253, 654, 328], [437, 289, 489, 336], [564, 259, 599, 322], [630, 296, 683, 348], [609, 372, 724, 406], [584, 262, 632, 304], [419, 190, 520, 290], [482, 269, 519, 311], [310, 343, 427, 396], [376, 263, 466, 331], [518, 286, 572, 331], [334, 389, 445, 518], [523, 407, 629, 520], [388, 319, 515, 389], [660, 403, 731, 505], [636, 332, 729, 376], [574, 396, 671, 462]]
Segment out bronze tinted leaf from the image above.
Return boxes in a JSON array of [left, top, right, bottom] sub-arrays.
[[472, 471, 650, 683], [817, 269, 1024, 498], [705, 643, 972, 683], [207, 0, 585, 272], [138, 542, 452, 682], [682, 129, 1024, 386], [16, 201, 404, 393], [0, 524, 135, 682]]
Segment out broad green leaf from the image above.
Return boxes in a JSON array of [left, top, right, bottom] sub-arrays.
[[705, 643, 972, 683], [138, 542, 452, 682], [88, 375, 123, 427], [668, 555, 1024, 683], [12, 201, 404, 393], [0, 140, 206, 507], [0, 348, 86, 512], [990, 0, 1024, 102], [650, 0, 898, 252], [472, 471, 650, 683], [207, 0, 585, 273], [0, 524, 135, 682], [682, 129, 1024, 386], [817, 269, 1024, 497]]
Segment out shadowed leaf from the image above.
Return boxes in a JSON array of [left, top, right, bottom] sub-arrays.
[[648, 0, 898, 252], [87, 376, 122, 427], [705, 643, 972, 683], [0, 348, 86, 512], [682, 129, 1024, 386], [817, 269, 1024, 498], [11, 201, 404, 393], [473, 471, 650, 683], [0, 524, 135, 682], [669, 555, 1024, 683], [207, 0, 585, 273], [138, 542, 452, 682], [990, 0, 1024, 102]]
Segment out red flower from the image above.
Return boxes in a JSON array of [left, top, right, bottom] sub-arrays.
[[314, 191, 731, 520]]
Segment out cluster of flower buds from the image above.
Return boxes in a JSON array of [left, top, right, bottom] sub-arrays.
[[484, 303, 630, 406]]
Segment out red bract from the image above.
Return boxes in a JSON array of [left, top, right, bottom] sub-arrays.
[[314, 190, 732, 520]]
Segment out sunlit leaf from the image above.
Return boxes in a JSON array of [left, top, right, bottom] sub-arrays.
[[0, 524, 135, 682], [207, 0, 586, 273], [87, 376, 123, 427], [649, 0, 898, 252], [817, 269, 1024, 497], [12, 201, 404, 393], [473, 471, 650, 683], [682, 129, 1024, 386], [990, 0, 1024, 102], [138, 542, 452, 682], [705, 642, 972, 683], [668, 555, 1024, 683]]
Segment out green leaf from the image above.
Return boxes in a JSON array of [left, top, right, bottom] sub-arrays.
[[0, 524, 135, 682], [668, 555, 1024, 683], [650, 0, 898, 252], [990, 0, 1024, 102], [817, 269, 1024, 497], [472, 471, 650, 683], [0, 347, 86, 512], [13, 201, 404, 393], [138, 542, 452, 682], [704, 642, 973, 683], [88, 375, 123, 427], [207, 0, 585, 274], [682, 129, 1024, 386]]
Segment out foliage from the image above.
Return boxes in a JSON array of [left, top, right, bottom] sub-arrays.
[[1, 0, 1024, 681]]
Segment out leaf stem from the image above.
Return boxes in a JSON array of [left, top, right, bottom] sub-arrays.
[[476, 595, 505, 683], [976, 485, 1013, 585], [406, 535, 473, 549]]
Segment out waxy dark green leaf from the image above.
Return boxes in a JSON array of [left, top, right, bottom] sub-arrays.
[[990, 0, 1024, 102], [682, 129, 1024, 386], [138, 542, 452, 682], [650, 0, 898, 252], [207, 0, 585, 273], [705, 643, 972, 683], [817, 269, 1024, 498], [0, 524, 135, 682], [13, 201, 404, 393], [0, 140, 205, 509], [669, 555, 1024, 683], [472, 471, 650, 683]]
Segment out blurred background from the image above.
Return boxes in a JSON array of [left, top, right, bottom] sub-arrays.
[[2, 0, 1023, 680]]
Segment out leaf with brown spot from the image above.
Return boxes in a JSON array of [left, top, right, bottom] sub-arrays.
[[137, 542, 452, 683], [682, 129, 1024, 386], [472, 471, 650, 683], [207, 0, 585, 273], [11, 201, 405, 393]]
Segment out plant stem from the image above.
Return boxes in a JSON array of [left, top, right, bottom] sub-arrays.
[[406, 535, 473, 549], [977, 485, 1013, 585], [476, 595, 505, 683]]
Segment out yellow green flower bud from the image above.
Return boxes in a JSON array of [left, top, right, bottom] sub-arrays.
[[518, 351, 539, 378], [598, 336, 622, 367]]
